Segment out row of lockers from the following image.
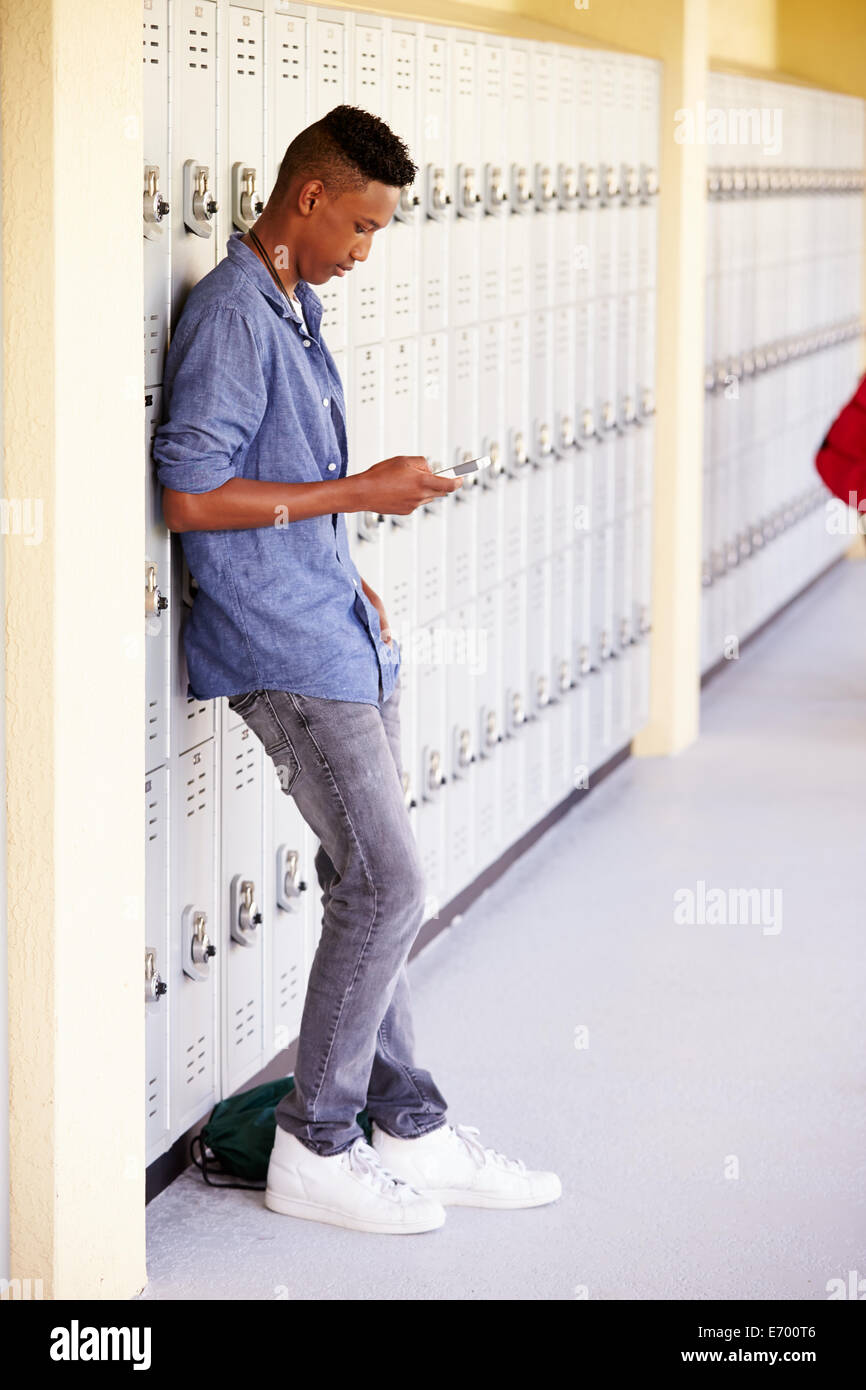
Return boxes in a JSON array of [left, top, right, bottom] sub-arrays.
[[701, 72, 865, 672], [144, 0, 662, 1163], [144, 0, 661, 385]]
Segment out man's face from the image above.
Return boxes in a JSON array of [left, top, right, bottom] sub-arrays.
[[289, 179, 402, 285]]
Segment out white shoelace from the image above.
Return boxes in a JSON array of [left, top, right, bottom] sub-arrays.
[[345, 1138, 414, 1197], [451, 1123, 528, 1173]]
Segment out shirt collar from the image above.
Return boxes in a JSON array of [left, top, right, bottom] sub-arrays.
[[225, 231, 322, 336]]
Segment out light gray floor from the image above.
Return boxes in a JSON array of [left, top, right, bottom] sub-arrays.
[[139, 556, 866, 1300]]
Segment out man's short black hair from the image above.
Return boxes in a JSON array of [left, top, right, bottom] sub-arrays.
[[273, 104, 418, 207]]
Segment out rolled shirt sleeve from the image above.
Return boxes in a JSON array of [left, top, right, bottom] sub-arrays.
[[153, 303, 268, 494]]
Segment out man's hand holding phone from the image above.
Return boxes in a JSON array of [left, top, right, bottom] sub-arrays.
[[351, 455, 464, 516]]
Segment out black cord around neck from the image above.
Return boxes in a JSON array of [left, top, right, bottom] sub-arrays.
[[247, 226, 295, 311]]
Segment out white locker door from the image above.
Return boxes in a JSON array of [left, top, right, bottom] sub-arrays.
[[145, 388, 171, 774], [548, 545, 575, 805], [502, 314, 531, 573], [552, 48, 580, 307], [269, 764, 314, 1056], [413, 623, 448, 922], [419, 27, 450, 336], [385, 23, 421, 342], [143, 0, 170, 387], [527, 308, 554, 568], [499, 571, 529, 842], [449, 32, 481, 329], [551, 306, 577, 551], [170, 0, 218, 331], [528, 42, 557, 313], [311, 11, 346, 119], [221, 713, 266, 1095], [417, 332, 448, 626], [446, 324, 480, 613], [443, 600, 478, 902], [477, 319, 507, 595], [504, 39, 532, 321], [382, 336, 419, 654], [478, 37, 508, 323], [523, 557, 552, 826], [170, 739, 219, 1140], [267, 8, 308, 195], [145, 766, 171, 1164], [227, 4, 264, 240], [349, 342, 386, 593], [473, 585, 504, 871]]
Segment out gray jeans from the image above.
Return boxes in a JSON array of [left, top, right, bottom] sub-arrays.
[[227, 671, 449, 1156]]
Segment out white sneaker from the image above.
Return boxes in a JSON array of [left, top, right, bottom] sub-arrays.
[[371, 1121, 562, 1209], [264, 1124, 447, 1233]]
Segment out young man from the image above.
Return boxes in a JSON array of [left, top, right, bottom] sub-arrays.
[[153, 105, 562, 1234]]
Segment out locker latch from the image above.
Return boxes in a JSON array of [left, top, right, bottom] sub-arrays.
[[483, 163, 509, 216], [558, 660, 574, 694], [639, 163, 659, 200], [276, 845, 307, 912], [425, 165, 452, 222], [481, 707, 501, 752], [535, 673, 550, 709], [145, 948, 167, 1004], [638, 606, 651, 637], [578, 163, 599, 206], [701, 559, 713, 589], [578, 644, 592, 678], [506, 430, 528, 477], [557, 163, 579, 208], [401, 769, 417, 811], [182, 906, 216, 982], [452, 726, 474, 778], [145, 561, 168, 620], [506, 689, 526, 733], [393, 184, 421, 224], [230, 875, 262, 947], [231, 162, 264, 234], [509, 164, 534, 213], [638, 389, 655, 421], [579, 409, 596, 444], [534, 422, 554, 460], [620, 164, 640, 204], [619, 395, 636, 430], [533, 164, 557, 211], [422, 747, 446, 799], [599, 401, 617, 433], [599, 164, 621, 205], [183, 161, 218, 237], [456, 164, 483, 219], [558, 414, 576, 451], [143, 165, 169, 240], [357, 510, 386, 541], [479, 440, 503, 488]]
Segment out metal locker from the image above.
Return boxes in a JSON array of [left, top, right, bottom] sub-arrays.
[[416, 332, 449, 626], [268, 5, 308, 196], [446, 323, 480, 615], [552, 47, 580, 309], [220, 708, 266, 1095], [473, 585, 504, 872], [413, 622, 448, 924], [547, 545, 575, 805], [227, 4, 264, 245], [381, 335, 420, 649], [170, 738, 219, 1140], [418, 25, 451, 336], [616, 55, 640, 303], [349, 341, 386, 578], [143, 0, 170, 387], [267, 758, 313, 1057], [477, 319, 507, 596], [145, 766, 171, 1163], [575, 51, 599, 312], [501, 314, 531, 574], [384, 22, 422, 343], [551, 306, 577, 555], [478, 35, 508, 323], [311, 9, 346, 119], [344, 14, 387, 349], [523, 557, 552, 827], [528, 41, 557, 315], [527, 307, 555, 568], [499, 571, 529, 842], [145, 388, 171, 775], [443, 600, 478, 903], [448, 31, 482, 329], [170, 0, 218, 333], [636, 57, 660, 294], [503, 39, 533, 322]]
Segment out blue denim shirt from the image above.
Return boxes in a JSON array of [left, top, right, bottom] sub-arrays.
[[152, 231, 400, 705]]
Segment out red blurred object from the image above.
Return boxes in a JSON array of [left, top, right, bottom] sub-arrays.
[[815, 370, 866, 511]]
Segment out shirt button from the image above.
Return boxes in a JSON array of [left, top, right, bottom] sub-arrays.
[[327, 463, 337, 471], [303, 339, 311, 348], [323, 397, 329, 407]]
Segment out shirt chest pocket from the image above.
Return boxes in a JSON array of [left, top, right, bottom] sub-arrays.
[[229, 690, 301, 794]]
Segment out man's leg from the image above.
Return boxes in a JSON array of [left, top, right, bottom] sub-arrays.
[[312, 674, 449, 1140], [233, 683, 446, 1157]]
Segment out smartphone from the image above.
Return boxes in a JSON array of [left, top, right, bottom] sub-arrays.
[[432, 455, 492, 477]]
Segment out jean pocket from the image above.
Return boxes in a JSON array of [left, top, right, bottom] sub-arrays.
[[227, 689, 263, 716], [239, 691, 302, 794]]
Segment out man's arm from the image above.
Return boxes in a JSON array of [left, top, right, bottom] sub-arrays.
[[163, 473, 369, 532]]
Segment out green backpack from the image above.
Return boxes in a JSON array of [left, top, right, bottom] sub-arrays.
[[190, 1075, 373, 1190]]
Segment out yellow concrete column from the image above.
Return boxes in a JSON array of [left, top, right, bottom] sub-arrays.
[[0, 0, 146, 1297]]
